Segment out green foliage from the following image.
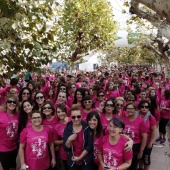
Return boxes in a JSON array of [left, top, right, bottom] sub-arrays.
[[55, 0, 118, 64], [0, 0, 58, 77]]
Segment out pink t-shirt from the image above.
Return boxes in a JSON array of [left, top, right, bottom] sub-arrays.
[[98, 135, 132, 169], [42, 114, 58, 140], [72, 129, 84, 157], [123, 116, 147, 144], [93, 134, 103, 165], [54, 118, 71, 160], [139, 115, 156, 144], [20, 126, 53, 170], [160, 99, 170, 119], [0, 111, 19, 152]]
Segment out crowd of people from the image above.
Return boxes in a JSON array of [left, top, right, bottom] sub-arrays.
[[0, 64, 169, 170]]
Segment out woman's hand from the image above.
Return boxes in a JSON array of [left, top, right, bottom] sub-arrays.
[[72, 156, 81, 162], [20, 163, 27, 170], [124, 139, 133, 152], [137, 152, 143, 159], [147, 142, 152, 148], [68, 133, 77, 142], [51, 158, 56, 168]]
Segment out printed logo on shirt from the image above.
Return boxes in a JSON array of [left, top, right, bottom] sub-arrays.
[[31, 138, 47, 158], [123, 126, 135, 140], [6, 122, 18, 138], [103, 149, 118, 167]]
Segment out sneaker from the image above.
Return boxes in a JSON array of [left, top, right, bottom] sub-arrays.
[[156, 137, 162, 142], [160, 138, 166, 144]]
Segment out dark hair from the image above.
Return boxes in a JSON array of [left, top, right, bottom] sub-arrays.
[[110, 117, 125, 130], [18, 100, 33, 134], [138, 100, 151, 110], [18, 87, 32, 102], [30, 110, 43, 118], [103, 99, 115, 113], [86, 111, 103, 138], [33, 91, 45, 110], [81, 95, 94, 109], [56, 103, 67, 114], [164, 89, 170, 100], [41, 100, 55, 117], [73, 88, 86, 104], [56, 84, 70, 100]]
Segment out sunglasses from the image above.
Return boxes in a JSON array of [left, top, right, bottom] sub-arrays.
[[31, 117, 42, 120], [71, 115, 81, 119], [116, 104, 123, 107], [60, 88, 66, 91], [23, 92, 30, 95], [7, 100, 17, 104], [140, 105, 149, 109], [84, 100, 92, 104], [98, 94, 104, 97], [106, 104, 114, 107], [36, 96, 44, 99], [71, 86, 76, 89], [43, 106, 52, 110]]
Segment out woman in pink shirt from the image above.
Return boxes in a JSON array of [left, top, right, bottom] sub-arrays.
[[156, 89, 170, 144], [63, 106, 94, 170], [113, 97, 126, 118], [123, 102, 147, 170], [18, 100, 33, 134], [19, 110, 56, 170], [86, 111, 103, 170], [18, 87, 32, 106], [54, 104, 71, 170], [137, 100, 157, 170], [0, 95, 19, 170], [42, 101, 58, 132], [81, 95, 94, 121], [98, 117, 132, 170], [33, 91, 45, 111], [95, 91, 105, 113]]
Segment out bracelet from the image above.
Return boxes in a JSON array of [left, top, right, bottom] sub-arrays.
[[52, 156, 56, 159]]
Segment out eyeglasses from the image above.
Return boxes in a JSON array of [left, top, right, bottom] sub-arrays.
[[126, 108, 135, 111], [31, 117, 42, 120], [98, 94, 104, 97], [60, 88, 66, 91], [140, 105, 149, 109], [7, 100, 16, 104], [23, 92, 30, 95], [71, 86, 76, 89], [36, 96, 44, 99], [116, 104, 123, 107], [84, 100, 92, 104], [106, 104, 114, 107], [43, 106, 52, 110], [71, 115, 81, 119]]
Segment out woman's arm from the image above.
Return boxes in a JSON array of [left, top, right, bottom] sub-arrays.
[[54, 139, 63, 145], [98, 152, 105, 169], [121, 134, 133, 151], [115, 159, 132, 170], [49, 142, 56, 168], [148, 125, 156, 148], [19, 143, 27, 170], [137, 132, 147, 159]]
